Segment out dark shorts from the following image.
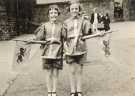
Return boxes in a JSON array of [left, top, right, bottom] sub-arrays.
[[66, 54, 87, 65], [42, 59, 63, 70]]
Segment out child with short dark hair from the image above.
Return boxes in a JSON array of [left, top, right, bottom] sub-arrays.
[[35, 4, 64, 96]]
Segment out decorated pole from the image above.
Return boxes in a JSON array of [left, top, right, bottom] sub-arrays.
[[13, 30, 116, 44], [82, 30, 116, 40]]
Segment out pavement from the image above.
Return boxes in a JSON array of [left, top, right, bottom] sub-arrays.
[[0, 22, 135, 96]]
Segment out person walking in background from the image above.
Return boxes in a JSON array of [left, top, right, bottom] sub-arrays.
[[34, 4, 65, 96], [90, 8, 100, 33], [98, 12, 105, 31], [63, 1, 91, 96], [81, 11, 92, 34], [103, 13, 110, 31]]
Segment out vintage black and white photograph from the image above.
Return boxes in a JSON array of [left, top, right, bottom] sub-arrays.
[[0, 0, 134, 96]]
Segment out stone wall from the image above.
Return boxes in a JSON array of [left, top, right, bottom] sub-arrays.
[[33, 4, 70, 23], [0, 2, 11, 40]]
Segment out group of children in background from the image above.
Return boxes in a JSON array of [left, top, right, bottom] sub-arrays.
[[34, 1, 111, 96], [89, 8, 111, 56]]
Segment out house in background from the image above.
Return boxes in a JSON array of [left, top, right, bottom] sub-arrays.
[[114, 0, 135, 21], [34, 0, 135, 22]]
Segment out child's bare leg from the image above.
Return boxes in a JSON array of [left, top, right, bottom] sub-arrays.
[[52, 68, 59, 96], [68, 64, 76, 95], [102, 33, 111, 56], [76, 65, 83, 96], [46, 69, 53, 96]]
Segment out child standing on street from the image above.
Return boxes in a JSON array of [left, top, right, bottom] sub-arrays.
[[102, 13, 111, 56], [63, 1, 91, 96], [90, 8, 100, 33], [35, 4, 64, 96], [103, 13, 110, 31]]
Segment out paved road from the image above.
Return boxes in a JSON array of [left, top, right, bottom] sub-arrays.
[[0, 22, 135, 96]]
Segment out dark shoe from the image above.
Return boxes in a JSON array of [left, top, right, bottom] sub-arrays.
[[70, 92, 76, 96], [76, 92, 83, 96], [48, 92, 52, 96], [52, 92, 57, 96]]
